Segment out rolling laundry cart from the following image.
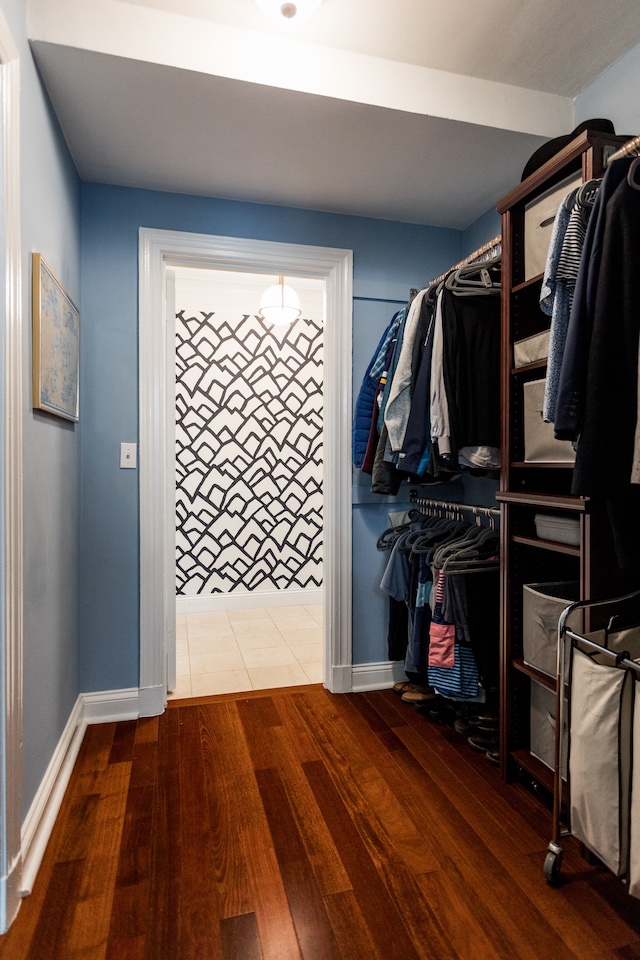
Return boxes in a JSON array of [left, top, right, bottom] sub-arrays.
[[544, 588, 640, 892]]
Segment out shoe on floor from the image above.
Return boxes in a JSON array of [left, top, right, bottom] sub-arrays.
[[485, 750, 500, 766], [401, 688, 438, 703], [468, 733, 498, 753], [393, 681, 432, 696], [453, 718, 476, 735]]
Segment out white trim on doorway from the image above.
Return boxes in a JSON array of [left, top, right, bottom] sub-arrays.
[[0, 10, 23, 934], [176, 587, 324, 615], [138, 229, 353, 712]]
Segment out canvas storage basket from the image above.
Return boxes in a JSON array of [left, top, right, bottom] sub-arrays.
[[524, 171, 582, 281], [522, 581, 580, 678], [523, 379, 576, 463], [513, 330, 550, 369], [530, 681, 568, 779]]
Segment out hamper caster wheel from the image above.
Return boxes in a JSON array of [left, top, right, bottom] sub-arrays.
[[544, 846, 563, 886]]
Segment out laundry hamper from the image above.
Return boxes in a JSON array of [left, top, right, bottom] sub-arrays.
[[568, 646, 634, 877], [544, 589, 640, 893]]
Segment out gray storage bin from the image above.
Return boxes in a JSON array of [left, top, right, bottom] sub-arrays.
[[530, 682, 567, 779], [534, 513, 580, 546], [523, 379, 576, 463], [522, 581, 580, 677]]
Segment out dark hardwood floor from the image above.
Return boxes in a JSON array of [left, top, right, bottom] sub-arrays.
[[2, 684, 640, 959]]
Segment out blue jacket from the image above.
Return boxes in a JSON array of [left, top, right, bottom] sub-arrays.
[[352, 310, 404, 468]]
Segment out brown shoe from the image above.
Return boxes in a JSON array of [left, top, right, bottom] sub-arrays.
[[393, 681, 431, 696], [401, 688, 438, 704]]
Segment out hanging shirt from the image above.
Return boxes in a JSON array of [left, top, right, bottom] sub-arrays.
[[540, 187, 578, 423], [384, 289, 429, 452], [430, 292, 452, 458]]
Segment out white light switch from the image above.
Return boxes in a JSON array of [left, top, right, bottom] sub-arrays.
[[120, 442, 137, 469]]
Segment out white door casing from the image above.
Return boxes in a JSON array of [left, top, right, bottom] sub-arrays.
[[0, 9, 23, 934], [138, 229, 353, 713], [164, 266, 176, 694]]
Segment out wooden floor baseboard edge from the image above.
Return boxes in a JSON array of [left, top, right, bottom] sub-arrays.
[[20, 696, 86, 896], [20, 687, 142, 896]]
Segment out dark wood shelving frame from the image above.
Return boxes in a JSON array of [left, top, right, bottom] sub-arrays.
[[497, 130, 629, 785]]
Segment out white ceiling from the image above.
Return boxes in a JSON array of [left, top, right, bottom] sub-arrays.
[[28, 0, 640, 229]]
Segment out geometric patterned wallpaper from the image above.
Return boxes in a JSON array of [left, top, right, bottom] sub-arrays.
[[175, 300, 324, 597]]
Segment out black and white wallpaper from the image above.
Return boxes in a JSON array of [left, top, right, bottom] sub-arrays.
[[175, 302, 324, 596]]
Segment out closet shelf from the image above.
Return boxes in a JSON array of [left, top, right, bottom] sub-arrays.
[[513, 659, 568, 696], [511, 534, 580, 556], [512, 275, 544, 294], [510, 359, 547, 376], [511, 749, 555, 793], [509, 461, 578, 471], [496, 491, 589, 511]]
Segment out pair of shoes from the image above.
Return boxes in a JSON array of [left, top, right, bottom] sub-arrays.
[[417, 700, 456, 724], [401, 687, 438, 704], [468, 733, 498, 753], [453, 717, 476, 736], [464, 715, 499, 735], [393, 681, 431, 696]]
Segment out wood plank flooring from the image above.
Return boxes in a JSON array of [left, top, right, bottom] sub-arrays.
[[2, 684, 640, 959]]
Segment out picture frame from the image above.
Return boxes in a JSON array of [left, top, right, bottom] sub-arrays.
[[32, 252, 80, 422]]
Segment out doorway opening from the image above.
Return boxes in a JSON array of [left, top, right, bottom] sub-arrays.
[[170, 265, 325, 699], [138, 228, 353, 717]]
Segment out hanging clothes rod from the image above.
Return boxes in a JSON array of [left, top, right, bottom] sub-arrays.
[[607, 134, 640, 165], [410, 492, 500, 518], [426, 233, 502, 290]]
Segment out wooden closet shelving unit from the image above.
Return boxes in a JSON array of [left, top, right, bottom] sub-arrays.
[[496, 130, 631, 790]]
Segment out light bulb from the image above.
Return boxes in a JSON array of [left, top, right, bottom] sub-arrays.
[[254, 0, 323, 24], [259, 279, 301, 326]]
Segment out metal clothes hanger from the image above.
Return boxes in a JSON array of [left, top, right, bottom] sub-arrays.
[[444, 254, 502, 297], [627, 157, 640, 191]]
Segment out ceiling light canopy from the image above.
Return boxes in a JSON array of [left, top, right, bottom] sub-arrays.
[[254, 0, 323, 23], [259, 276, 301, 326]]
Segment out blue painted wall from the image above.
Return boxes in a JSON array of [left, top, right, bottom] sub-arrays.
[[2, 0, 82, 815], [79, 184, 463, 686], [575, 40, 640, 135], [462, 206, 502, 257]]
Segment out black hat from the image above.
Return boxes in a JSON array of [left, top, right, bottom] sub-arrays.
[[521, 119, 616, 181]]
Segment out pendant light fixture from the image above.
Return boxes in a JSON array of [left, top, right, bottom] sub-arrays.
[[259, 276, 301, 326], [254, 0, 323, 23]]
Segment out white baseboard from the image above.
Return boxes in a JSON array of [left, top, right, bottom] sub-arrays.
[[21, 696, 86, 895], [351, 660, 407, 693], [176, 587, 323, 614], [20, 687, 142, 897], [82, 687, 141, 725]]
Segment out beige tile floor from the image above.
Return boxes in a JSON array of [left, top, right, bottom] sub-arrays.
[[169, 604, 324, 700]]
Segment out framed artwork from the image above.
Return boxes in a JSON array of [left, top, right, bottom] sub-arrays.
[[32, 252, 80, 421]]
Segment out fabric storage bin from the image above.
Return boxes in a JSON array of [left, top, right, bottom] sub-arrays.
[[513, 329, 550, 368], [569, 647, 634, 877], [530, 681, 567, 779], [523, 379, 576, 463], [522, 581, 580, 677], [524, 171, 582, 281], [534, 513, 580, 546]]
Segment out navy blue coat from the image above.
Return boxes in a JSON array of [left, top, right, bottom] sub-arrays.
[[352, 314, 401, 468]]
